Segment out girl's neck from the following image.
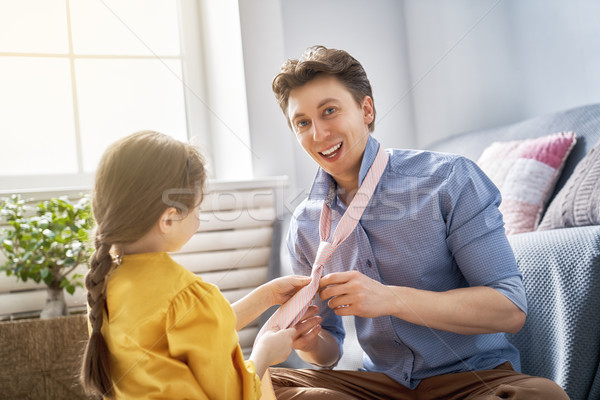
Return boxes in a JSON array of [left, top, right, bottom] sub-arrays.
[[120, 230, 167, 255]]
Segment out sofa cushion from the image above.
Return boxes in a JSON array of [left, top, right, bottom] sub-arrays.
[[538, 138, 600, 231], [477, 132, 576, 234]]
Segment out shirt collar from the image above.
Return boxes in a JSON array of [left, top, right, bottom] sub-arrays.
[[358, 135, 380, 187], [307, 135, 381, 203]]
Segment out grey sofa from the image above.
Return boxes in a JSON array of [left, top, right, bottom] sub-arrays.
[[427, 103, 600, 400]]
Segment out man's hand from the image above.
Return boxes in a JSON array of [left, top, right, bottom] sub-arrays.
[[319, 270, 394, 318], [291, 305, 322, 352], [290, 305, 341, 367]]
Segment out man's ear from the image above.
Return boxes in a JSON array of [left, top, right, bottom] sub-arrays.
[[362, 96, 374, 125], [157, 207, 179, 234]]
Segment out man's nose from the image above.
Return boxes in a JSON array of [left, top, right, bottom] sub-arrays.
[[312, 119, 330, 141]]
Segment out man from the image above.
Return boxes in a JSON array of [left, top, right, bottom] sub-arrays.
[[268, 46, 568, 399]]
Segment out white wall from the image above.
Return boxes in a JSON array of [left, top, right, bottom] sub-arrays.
[[507, 0, 600, 120], [238, 0, 292, 181], [405, 0, 600, 148], [198, 0, 253, 180], [404, 0, 523, 147]]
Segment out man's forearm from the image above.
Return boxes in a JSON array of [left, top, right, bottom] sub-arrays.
[[388, 285, 526, 335], [295, 329, 341, 368]]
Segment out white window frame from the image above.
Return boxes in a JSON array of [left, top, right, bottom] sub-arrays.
[[0, 0, 253, 192]]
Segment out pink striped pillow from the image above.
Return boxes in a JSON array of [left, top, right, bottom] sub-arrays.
[[477, 132, 577, 235]]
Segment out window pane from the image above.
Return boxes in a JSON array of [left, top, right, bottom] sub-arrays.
[[0, 0, 68, 53], [0, 57, 78, 175], [70, 0, 181, 55], [75, 59, 188, 172]]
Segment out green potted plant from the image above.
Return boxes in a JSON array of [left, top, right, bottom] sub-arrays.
[[0, 194, 93, 319]]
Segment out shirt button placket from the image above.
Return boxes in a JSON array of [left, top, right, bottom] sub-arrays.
[[394, 340, 411, 383]]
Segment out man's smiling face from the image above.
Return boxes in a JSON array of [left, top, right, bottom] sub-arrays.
[[287, 74, 374, 192]]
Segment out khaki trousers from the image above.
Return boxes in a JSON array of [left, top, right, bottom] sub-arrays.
[[270, 363, 569, 400]]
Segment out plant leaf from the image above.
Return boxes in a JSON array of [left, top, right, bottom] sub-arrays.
[[2, 239, 13, 252], [66, 284, 75, 295]]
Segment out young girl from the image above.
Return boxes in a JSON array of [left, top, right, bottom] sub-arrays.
[[80, 131, 308, 399]]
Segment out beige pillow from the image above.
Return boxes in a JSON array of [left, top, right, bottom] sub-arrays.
[[538, 139, 600, 230], [477, 132, 576, 234]]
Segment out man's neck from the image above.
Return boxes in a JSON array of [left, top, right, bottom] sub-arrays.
[[335, 178, 358, 206]]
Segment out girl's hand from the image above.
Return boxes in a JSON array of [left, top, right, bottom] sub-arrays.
[[250, 327, 296, 377], [233, 276, 310, 331], [266, 275, 312, 307]]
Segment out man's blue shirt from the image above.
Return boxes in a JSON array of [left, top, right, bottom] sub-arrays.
[[286, 136, 527, 389]]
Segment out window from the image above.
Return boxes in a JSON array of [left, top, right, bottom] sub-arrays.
[[0, 0, 253, 191]]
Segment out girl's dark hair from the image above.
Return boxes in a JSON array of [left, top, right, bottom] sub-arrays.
[[80, 131, 207, 398], [272, 45, 376, 132]]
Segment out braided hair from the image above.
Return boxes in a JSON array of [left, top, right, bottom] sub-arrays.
[[80, 131, 206, 398]]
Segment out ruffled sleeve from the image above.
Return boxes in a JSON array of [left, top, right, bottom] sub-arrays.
[[165, 280, 261, 399]]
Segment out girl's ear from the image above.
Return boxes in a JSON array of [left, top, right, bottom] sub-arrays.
[[157, 207, 179, 234]]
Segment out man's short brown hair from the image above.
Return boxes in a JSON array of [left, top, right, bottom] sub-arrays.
[[272, 45, 376, 132]]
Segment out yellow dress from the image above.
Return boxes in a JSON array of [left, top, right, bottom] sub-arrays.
[[101, 252, 261, 399]]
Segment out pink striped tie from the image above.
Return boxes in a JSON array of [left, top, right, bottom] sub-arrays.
[[256, 145, 389, 339]]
